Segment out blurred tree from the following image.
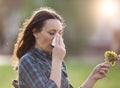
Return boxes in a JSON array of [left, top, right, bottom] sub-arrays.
[[0, 0, 96, 56], [0, 0, 7, 54]]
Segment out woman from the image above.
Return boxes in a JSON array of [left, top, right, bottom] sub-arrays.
[[12, 7, 111, 88]]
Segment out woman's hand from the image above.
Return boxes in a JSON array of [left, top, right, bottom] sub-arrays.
[[89, 61, 111, 81], [52, 33, 66, 61], [80, 61, 111, 88]]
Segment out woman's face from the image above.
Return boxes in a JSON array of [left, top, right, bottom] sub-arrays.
[[33, 19, 63, 53]]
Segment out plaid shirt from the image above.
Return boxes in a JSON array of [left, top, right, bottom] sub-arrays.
[[18, 48, 73, 88]]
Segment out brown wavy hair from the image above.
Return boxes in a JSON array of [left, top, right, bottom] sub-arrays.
[[12, 7, 64, 70]]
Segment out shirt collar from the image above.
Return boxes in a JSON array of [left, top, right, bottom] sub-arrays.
[[32, 48, 52, 60]]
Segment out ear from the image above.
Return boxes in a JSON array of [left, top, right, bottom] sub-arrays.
[[32, 28, 38, 39]]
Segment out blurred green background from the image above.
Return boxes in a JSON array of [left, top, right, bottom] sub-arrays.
[[0, 59, 120, 88], [0, 0, 120, 88]]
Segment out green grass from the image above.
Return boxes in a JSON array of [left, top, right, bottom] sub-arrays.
[[65, 60, 120, 88], [0, 65, 16, 88], [0, 60, 120, 88]]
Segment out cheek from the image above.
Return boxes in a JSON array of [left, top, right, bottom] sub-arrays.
[[47, 34, 53, 41], [44, 35, 52, 44]]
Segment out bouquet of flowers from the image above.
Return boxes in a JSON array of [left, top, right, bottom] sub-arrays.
[[104, 51, 117, 66]]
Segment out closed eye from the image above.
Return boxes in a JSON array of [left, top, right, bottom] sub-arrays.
[[49, 32, 55, 35]]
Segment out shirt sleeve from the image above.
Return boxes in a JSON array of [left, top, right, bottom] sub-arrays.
[[18, 55, 58, 88], [62, 62, 74, 88]]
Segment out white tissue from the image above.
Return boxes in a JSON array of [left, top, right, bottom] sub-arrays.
[[51, 34, 57, 46], [51, 33, 65, 48]]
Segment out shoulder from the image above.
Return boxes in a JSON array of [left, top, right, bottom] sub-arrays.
[[18, 52, 39, 74], [19, 49, 45, 67]]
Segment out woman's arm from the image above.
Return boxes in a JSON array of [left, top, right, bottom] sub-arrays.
[[80, 61, 111, 88], [50, 34, 66, 88], [50, 58, 62, 88]]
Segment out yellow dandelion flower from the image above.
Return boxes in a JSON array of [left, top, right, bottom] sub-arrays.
[[104, 51, 117, 66]]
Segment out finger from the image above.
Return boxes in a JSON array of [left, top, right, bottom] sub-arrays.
[[100, 68, 108, 73], [99, 70, 107, 77], [99, 70, 105, 74], [101, 62, 111, 69], [99, 67, 108, 75], [116, 55, 120, 60], [60, 36, 65, 48]]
